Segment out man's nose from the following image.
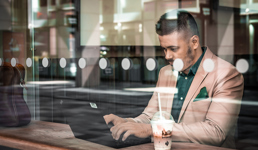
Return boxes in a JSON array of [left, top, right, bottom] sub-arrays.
[[165, 50, 173, 60]]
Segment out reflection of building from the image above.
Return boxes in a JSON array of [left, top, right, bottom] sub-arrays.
[[20, 0, 258, 87], [31, 0, 76, 58], [0, 0, 256, 86]]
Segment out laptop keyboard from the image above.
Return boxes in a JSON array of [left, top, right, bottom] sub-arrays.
[[107, 123, 151, 148], [115, 132, 151, 147]]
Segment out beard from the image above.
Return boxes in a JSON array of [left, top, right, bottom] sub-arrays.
[[182, 46, 195, 73], [186, 46, 194, 64], [166, 46, 195, 72]]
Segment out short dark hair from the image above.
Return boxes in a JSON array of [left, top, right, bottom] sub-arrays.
[[156, 10, 199, 38]]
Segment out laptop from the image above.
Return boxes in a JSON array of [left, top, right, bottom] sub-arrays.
[[62, 99, 151, 149]]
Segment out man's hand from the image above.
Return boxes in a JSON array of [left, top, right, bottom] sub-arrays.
[[110, 122, 152, 141], [103, 114, 127, 126]]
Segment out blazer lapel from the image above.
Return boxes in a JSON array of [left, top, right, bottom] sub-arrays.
[[166, 69, 177, 114], [156, 65, 177, 115], [178, 47, 214, 122]]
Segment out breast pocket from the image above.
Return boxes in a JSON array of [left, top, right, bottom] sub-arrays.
[[190, 98, 212, 121]]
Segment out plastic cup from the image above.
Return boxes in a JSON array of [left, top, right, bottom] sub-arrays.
[[150, 120, 174, 150]]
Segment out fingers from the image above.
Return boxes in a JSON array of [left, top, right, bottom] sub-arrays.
[[103, 114, 114, 124], [111, 122, 134, 140], [103, 114, 125, 126], [111, 123, 126, 140], [110, 122, 152, 141], [122, 130, 132, 141]]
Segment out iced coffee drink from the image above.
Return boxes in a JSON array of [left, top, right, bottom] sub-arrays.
[[151, 111, 174, 150]]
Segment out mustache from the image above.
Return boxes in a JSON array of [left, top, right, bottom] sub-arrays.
[[166, 59, 174, 63]]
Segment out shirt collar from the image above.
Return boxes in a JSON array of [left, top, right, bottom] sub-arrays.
[[189, 47, 206, 75]]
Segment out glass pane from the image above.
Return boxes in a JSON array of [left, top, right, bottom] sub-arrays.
[[0, 0, 257, 149]]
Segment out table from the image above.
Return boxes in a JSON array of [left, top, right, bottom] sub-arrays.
[[0, 121, 234, 150]]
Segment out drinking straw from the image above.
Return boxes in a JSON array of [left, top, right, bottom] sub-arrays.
[[158, 93, 163, 119]]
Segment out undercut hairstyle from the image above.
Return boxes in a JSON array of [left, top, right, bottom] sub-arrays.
[[156, 10, 199, 38]]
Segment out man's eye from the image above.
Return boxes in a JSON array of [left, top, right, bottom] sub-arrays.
[[170, 48, 178, 51]]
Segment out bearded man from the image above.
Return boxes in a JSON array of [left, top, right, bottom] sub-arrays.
[[104, 10, 244, 149]]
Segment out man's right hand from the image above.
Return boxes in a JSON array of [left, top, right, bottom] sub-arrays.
[[103, 114, 127, 126]]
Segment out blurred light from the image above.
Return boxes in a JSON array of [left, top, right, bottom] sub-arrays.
[[173, 59, 184, 71], [121, 0, 126, 8], [123, 35, 126, 40], [246, 8, 249, 13], [100, 26, 104, 30], [124, 87, 178, 94], [78, 58, 87, 69], [63, 6, 75, 10], [101, 47, 109, 51], [28, 23, 34, 29], [70, 63, 77, 73], [59, 58, 66, 68], [11, 58, 17, 67], [173, 70, 178, 77], [236, 59, 249, 73], [27, 81, 73, 85], [146, 58, 157, 71], [250, 19, 258, 23], [203, 59, 215, 72], [42, 58, 49, 68], [122, 58, 132, 70], [32, 0, 39, 9], [114, 25, 119, 30], [103, 51, 107, 55], [118, 22, 121, 27], [139, 23, 142, 32], [100, 35, 105, 39], [42, 51, 48, 57], [26, 58, 32, 67], [60, 87, 151, 96], [250, 24, 254, 35], [99, 58, 108, 69]]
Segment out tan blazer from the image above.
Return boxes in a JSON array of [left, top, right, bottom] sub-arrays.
[[132, 47, 244, 148]]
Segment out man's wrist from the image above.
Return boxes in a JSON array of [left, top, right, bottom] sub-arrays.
[[124, 118, 136, 123], [148, 124, 153, 136]]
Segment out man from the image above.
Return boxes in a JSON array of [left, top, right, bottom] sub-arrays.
[[104, 10, 244, 148]]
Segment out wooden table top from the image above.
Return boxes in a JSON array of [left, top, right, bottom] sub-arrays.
[[0, 121, 234, 150]]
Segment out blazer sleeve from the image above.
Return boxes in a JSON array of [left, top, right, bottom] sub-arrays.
[[171, 67, 244, 146]]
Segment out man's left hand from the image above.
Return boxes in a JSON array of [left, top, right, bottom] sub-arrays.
[[110, 122, 152, 141]]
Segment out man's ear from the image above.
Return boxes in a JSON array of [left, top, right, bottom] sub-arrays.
[[191, 35, 199, 49]]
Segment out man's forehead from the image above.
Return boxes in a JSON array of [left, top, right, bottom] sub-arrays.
[[158, 32, 185, 46]]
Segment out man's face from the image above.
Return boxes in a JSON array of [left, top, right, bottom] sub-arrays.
[[158, 31, 195, 73]]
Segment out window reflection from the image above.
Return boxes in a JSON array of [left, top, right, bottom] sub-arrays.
[[0, 0, 257, 149]]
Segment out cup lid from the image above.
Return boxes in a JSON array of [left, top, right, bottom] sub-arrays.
[[151, 111, 174, 122]]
